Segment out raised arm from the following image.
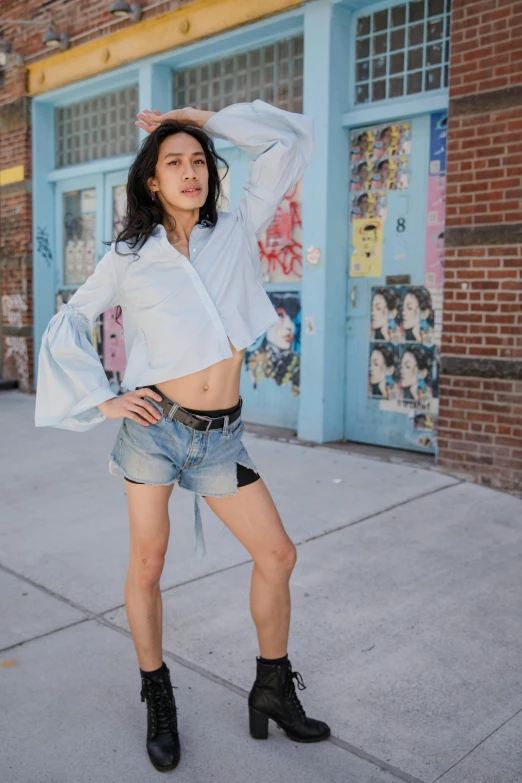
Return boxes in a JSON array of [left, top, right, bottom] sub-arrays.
[[135, 100, 315, 238], [202, 100, 314, 237]]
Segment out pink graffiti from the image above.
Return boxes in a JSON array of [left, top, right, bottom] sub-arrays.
[[258, 182, 303, 281]]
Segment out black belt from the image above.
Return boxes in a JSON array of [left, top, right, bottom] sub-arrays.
[[138, 386, 242, 432]]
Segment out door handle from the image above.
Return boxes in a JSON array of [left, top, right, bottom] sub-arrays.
[[350, 285, 358, 308]]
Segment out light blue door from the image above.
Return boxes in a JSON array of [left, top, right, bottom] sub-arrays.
[[345, 112, 444, 455]]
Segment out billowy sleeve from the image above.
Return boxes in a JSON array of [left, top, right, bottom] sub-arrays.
[[202, 99, 314, 239], [34, 249, 120, 431]]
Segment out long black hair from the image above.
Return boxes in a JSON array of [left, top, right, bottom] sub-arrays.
[[112, 120, 229, 324]]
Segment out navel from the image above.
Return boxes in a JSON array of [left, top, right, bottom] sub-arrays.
[[203, 383, 209, 392]]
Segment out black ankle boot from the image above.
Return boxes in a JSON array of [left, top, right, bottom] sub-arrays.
[[248, 657, 330, 743], [140, 664, 180, 771]]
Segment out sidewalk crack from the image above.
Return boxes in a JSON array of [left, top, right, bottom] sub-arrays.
[[431, 705, 522, 782]]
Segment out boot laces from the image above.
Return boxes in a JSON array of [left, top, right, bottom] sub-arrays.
[[141, 676, 178, 737], [286, 669, 307, 723]]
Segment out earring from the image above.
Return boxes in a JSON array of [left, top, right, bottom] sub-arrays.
[[150, 190, 156, 201]]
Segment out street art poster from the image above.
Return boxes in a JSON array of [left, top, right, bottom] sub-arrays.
[[258, 180, 302, 283], [425, 112, 447, 287], [368, 343, 400, 400], [351, 189, 387, 221], [407, 410, 438, 452], [428, 111, 447, 176], [370, 285, 440, 417], [370, 285, 437, 346], [349, 120, 411, 278], [376, 344, 439, 414], [350, 122, 411, 194], [350, 218, 384, 277], [245, 291, 301, 396], [103, 307, 126, 374], [368, 341, 438, 410]]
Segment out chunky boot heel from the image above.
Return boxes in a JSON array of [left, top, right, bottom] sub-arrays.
[[140, 664, 180, 771], [249, 706, 269, 739], [248, 657, 331, 743]]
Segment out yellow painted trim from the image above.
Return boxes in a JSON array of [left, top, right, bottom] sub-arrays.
[[27, 0, 307, 96], [0, 165, 25, 186]]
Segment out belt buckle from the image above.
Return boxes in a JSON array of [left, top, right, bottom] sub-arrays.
[[191, 413, 213, 433]]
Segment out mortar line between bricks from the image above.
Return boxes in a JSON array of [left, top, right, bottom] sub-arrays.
[[430, 705, 522, 783], [95, 612, 427, 783]]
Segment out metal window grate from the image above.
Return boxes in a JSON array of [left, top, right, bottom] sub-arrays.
[[354, 0, 451, 105], [174, 36, 303, 113], [55, 86, 139, 168]]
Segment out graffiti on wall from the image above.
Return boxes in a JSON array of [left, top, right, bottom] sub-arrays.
[[36, 226, 53, 268], [2, 293, 29, 389], [245, 291, 301, 396], [258, 181, 303, 283]]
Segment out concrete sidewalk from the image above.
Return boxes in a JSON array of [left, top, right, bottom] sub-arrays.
[[1, 389, 521, 783]]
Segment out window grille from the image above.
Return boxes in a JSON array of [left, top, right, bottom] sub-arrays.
[[55, 86, 139, 168], [174, 36, 303, 113], [354, 0, 451, 105]]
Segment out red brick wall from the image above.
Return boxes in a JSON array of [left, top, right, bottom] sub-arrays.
[[0, 0, 199, 391], [439, 0, 522, 493]]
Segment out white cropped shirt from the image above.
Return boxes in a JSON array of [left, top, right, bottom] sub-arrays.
[[34, 100, 314, 431]]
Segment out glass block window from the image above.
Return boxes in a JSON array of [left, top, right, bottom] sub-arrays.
[[55, 86, 139, 168], [354, 0, 451, 105], [174, 35, 303, 113]]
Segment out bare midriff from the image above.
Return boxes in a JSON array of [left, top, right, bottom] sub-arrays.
[[154, 339, 246, 410]]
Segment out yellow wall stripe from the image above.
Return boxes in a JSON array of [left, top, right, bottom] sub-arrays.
[[27, 0, 307, 96], [0, 165, 25, 186]]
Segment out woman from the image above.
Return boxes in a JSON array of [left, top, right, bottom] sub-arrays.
[[371, 287, 400, 342], [351, 160, 369, 191], [369, 343, 398, 398], [401, 287, 435, 343], [34, 100, 330, 772], [400, 345, 434, 404], [372, 125, 392, 159], [246, 293, 300, 396]]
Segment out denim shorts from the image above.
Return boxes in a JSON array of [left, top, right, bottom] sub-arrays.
[[108, 393, 261, 558]]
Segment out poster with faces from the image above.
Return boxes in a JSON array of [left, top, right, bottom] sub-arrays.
[[370, 285, 436, 346], [245, 291, 301, 397], [350, 122, 411, 195], [350, 218, 384, 277], [351, 189, 387, 221], [369, 341, 439, 411], [369, 285, 440, 415]]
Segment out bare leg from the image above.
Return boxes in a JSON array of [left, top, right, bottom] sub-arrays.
[[123, 481, 175, 671], [205, 479, 297, 659]]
